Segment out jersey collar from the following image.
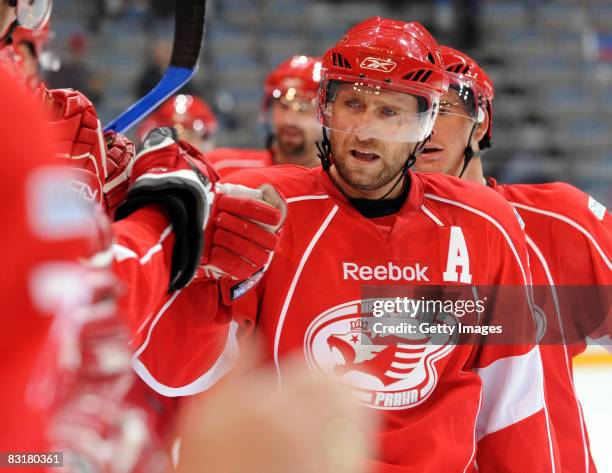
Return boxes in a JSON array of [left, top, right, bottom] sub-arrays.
[[317, 167, 424, 221]]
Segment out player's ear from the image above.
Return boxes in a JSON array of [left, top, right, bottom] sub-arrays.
[[471, 107, 489, 151]]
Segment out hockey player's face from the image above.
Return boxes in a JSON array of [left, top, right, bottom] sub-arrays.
[[415, 89, 475, 176], [271, 97, 319, 159], [327, 85, 417, 198]]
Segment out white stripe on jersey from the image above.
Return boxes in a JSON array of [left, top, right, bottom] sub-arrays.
[[421, 204, 444, 226], [286, 194, 330, 203], [132, 318, 240, 397], [273, 204, 339, 385], [475, 346, 552, 449], [112, 224, 173, 264]]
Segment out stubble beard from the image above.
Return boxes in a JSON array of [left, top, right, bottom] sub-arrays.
[[333, 156, 404, 192]]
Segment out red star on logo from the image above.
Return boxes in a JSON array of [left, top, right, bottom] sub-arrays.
[[350, 334, 359, 344]]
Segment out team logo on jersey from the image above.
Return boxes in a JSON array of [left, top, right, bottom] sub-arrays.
[[304, 300, 455, 410], [588, 195, 606, 221], [70, 179, 99, 203], [27, 166, 93, 240], [360, 57, 397, 73]]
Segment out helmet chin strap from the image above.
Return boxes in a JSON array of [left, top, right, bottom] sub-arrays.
[[316, 127, 426, 200], [315, 127, 333, 171], [458, 121, 478, 179]]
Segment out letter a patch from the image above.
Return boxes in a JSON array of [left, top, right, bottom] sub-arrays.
[[443, 226, 473, 284]]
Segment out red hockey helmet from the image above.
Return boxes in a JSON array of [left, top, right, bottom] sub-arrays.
[[438, 45, 494, 149], [263, 55, 322, 112], [317, 17, 448, 144], [137, 94, 218, 143]]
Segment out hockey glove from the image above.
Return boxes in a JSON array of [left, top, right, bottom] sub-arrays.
[[201, 182, 286, 304], [40, 87, 108, 207], [103, 130, 135, 217], [115, 127, 217, 292]]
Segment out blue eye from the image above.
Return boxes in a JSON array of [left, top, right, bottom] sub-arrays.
[[345, 99, 362, 109], [381, 107, 397, 117]]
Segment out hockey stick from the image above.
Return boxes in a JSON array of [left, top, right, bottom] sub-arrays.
[[104, 0, 207, 133]]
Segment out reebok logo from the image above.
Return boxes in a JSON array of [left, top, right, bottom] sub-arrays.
[[360, 57, 397, 73], [343, 262, 430, 282]]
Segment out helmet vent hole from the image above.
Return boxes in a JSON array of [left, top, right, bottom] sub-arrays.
[[332, 52, 352, 69], [403, 69, 433, 84], [427, 52, 435, 64], [412, 69, 425, 81], [420, 69, 433, 83]]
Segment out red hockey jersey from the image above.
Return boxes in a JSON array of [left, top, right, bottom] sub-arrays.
[[134, 167, 559, 472], [491, 178, 612, 473], [205, 147, 273, 178]]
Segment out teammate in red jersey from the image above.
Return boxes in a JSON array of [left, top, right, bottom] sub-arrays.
[[414, 45, 611, 473], [206, 54, 323, 176], [133, 17, 560, 472], [0, 0, 51, 85], [0, 57, 81, 458], [136, 94, 219, 152]]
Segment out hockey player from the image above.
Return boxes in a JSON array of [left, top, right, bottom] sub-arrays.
[[133, 17, 560, 472], [136, 94, 219, 152], [0, 57, 175, 473], [0, 58, 75, 458], [414, 45, 611, 473], [0, 0, 50, 84], [206, 54, 323, 176], [3, 0, 286, 464]]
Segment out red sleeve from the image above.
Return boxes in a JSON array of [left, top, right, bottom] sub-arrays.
[[471, 202, 560, 472], [565, 194, 612, 348], [111, 208, 242, 397], [129, 278, 236, 397], [111, 206, 175, 334], [505, 183, 612, 351]]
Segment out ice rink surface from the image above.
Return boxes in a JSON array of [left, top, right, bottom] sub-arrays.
[[574, 357, 612, 472]]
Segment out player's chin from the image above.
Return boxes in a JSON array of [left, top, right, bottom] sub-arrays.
[[340, 165, 384, 191]]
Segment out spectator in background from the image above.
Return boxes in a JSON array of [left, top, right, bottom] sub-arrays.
[[134, 38, 197, 100], [45, 32, 103, 105]]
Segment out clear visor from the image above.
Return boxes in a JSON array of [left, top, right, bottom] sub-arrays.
[[16, 0, 52, 30], [317, 78, 440, 143], [438, 76, 482, 121], [266, 92, 319, 131]]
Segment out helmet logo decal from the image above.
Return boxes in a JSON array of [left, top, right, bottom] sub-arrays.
[[360, 57, 397, 73]]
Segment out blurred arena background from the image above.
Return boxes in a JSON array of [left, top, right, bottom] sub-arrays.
[[43, 0, 611, 469], [45, 0, 612, 207]]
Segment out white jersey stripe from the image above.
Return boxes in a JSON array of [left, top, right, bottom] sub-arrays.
[[273, 205, 339, 384], [421, 204, 444, 226], [462, 389, 482, 473], [132, 320, 240, 397], [287, 194, 330, 203], [475, 346, 555, 472], [511, 201, 611, 270], [112, 224, 173, 264]]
